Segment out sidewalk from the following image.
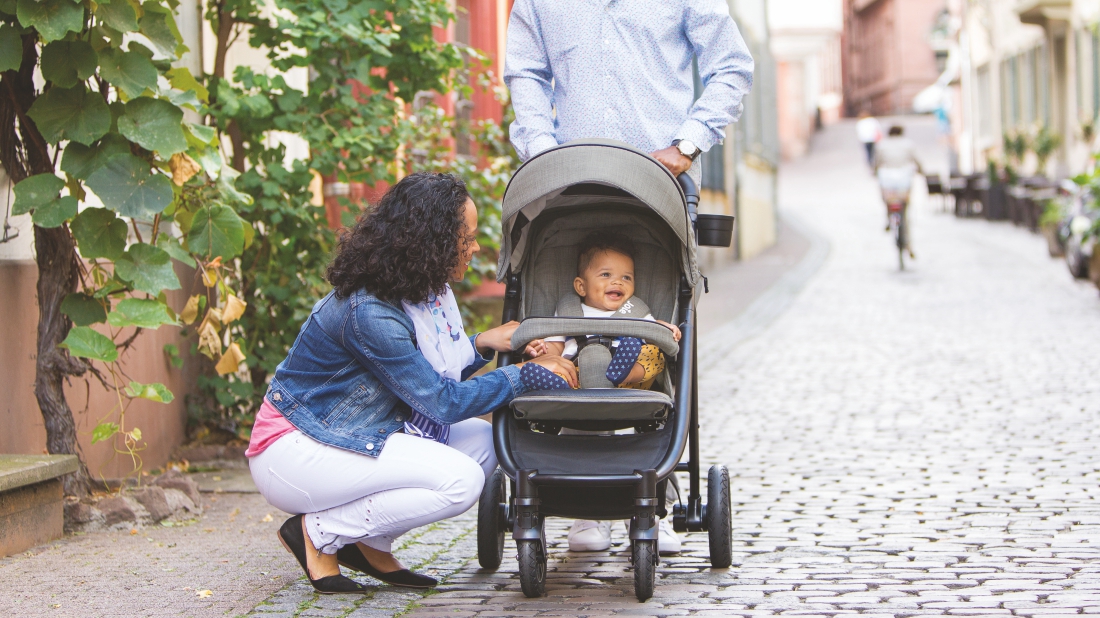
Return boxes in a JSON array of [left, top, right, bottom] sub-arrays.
[[0, 205, 823, 618]]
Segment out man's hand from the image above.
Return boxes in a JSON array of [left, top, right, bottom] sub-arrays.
[[651, 146, 692, 177]]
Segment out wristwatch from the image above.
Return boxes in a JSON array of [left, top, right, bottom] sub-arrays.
[[672, 139, 701, 161]]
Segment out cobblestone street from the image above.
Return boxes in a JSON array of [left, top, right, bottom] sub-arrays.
[[239, 121, 1100, 617]]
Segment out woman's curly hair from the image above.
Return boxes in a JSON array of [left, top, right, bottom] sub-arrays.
[[327, 172, 471, 303]]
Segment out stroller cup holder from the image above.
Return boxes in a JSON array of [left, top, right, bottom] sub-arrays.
[[678, 173, 735, 248]]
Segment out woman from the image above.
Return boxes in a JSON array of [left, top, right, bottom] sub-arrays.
[[246, 172, 577, 593]]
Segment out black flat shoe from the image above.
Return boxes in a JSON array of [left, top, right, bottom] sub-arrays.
[[336, 544, 438, 589], [278, 515, 368, 594]]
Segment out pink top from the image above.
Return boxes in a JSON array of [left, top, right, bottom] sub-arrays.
[[245, 398, 297, 457]]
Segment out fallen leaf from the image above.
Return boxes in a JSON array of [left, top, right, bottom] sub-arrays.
[[215, 342, 246, 376], [130, 528, 138, 535], [221, 294, 247, 325], [196, 589, 212, 598], [260, 513, 273, 523], [227, 507, 239, 522], [170, 153, 202, 186], [212, 476, 222, 482]]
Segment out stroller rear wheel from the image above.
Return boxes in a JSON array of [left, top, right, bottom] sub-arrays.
[[632, 539, 657, 601], [477, 468, 507, 569], [707, 465, 732, 568], [517, 539, 547, 597]]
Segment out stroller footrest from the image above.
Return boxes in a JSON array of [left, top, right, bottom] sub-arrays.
[[512, 389, 671, 422]]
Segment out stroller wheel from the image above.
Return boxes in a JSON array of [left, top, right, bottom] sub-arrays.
[[631, 539, 657, 602], [706, 465, 733, 568], [517, 539, 546, 597], [477, 468, 507, 569]]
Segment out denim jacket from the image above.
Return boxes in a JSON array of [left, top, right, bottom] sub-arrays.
[[266, 289, 526, 457]]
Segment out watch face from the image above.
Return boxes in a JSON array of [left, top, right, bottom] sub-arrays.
[[677, 140, 698, 158]]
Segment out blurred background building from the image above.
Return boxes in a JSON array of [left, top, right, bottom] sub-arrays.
[[769, 0, 844, 160]]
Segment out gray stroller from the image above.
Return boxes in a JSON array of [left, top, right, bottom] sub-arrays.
[[476, 139, 735, 601]]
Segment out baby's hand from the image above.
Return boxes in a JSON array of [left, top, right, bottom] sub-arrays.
[[525, 339, 549, 358], [657, 320, 682, 342]]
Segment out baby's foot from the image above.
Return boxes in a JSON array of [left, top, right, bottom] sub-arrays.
[[606, 337, 642, 385], [521, 363, 572, 390]]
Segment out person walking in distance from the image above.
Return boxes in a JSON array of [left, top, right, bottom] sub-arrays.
[[505, 0, 755, 556], [857, 109, 883, 167]]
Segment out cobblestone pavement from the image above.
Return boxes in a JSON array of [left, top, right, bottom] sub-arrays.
[[242, 120, 1100, 617]]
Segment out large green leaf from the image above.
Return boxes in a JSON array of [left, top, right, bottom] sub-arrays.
[[167, 67, 208, 103], [156, 232, 196, 268], [16, 0, 83, 42], [0, 24, 21, 72], [138, 10, 180, 59], [86, 154, 174, 219], [40, 40, 97, 88], [27, 85, 111, 146], [70, 207, 128, 260], [114, 244, 181, 295], [95, 0, 138, 32], [117, 98, 187, 156], [61, 292, 108, 326], [186, 204, 246, 259], [31, 195, 78, 228], [107, 297, 177, 329], [61, 134, 131, 180], [12, 173, 64, 215], [59, 326, 119, 362], [98, 47, 157, 98], [125, 381, 174, 403]]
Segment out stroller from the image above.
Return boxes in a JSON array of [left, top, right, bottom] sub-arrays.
[[476, 139, 735, 601]]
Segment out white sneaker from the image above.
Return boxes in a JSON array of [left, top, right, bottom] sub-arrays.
[[568, 520, 612, 552], [658, 518, 681, 555]]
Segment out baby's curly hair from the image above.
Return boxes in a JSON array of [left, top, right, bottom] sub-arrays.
[[326, 172, 471, 303], [576, 231, 637, 276]]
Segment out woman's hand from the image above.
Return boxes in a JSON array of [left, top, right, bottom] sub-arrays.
[[656, 320, 682, 342], [475, 321, 520, 354], [522, 355, 578, 389]]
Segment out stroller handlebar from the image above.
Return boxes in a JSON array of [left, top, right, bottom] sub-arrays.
[[677, 173, 699, 223]]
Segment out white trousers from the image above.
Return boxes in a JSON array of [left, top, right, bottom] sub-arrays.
[[249, 418, 496, 554]]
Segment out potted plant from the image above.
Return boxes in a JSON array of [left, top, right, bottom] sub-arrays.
[[1039, 197, 1068, 257]]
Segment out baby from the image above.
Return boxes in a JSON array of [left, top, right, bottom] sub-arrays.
[[522, 232, 681, 390]]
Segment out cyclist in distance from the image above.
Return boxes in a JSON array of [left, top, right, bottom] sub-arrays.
[[875, 124, 923, 259]]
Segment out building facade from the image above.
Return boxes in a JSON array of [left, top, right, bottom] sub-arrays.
[[770, 0, 844, 160], [842, 0, 946, 116]]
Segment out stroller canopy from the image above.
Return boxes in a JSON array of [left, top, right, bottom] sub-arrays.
[[496, 139, 699, 287]]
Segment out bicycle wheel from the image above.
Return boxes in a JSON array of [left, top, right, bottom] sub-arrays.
[[891, 212, 905, 270]]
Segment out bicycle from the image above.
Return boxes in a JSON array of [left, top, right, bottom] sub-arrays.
[[884, 189, 908, 271]]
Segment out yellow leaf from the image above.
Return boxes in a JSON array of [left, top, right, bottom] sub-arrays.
[[196, 590, 212, 598], [180, 295, 201, 325], [201, 267, 218, 288], [129, 427, 142, 441], [221, 294, 247, 325], [170, 153, 202, 186], [215, 342, 246, 376], [198, 320, 221, 360], [260, 513, 273, 523]]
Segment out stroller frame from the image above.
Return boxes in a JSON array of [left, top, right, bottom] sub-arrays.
[[475, 140, 734, 601]]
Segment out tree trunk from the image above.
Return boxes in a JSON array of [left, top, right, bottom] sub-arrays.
[[1, 35, 91, 496]]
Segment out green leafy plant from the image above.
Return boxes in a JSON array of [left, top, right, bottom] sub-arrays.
[[1032, 125, 1063, 176], [188, 0, 509, 438], [1, 0, 250, 493], [1003, 130, 1030, 172]]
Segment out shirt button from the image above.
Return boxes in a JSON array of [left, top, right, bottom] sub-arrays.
[[366, 443, 375, 450]]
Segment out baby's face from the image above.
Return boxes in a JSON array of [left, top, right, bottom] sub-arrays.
[[574, 250, 635, 312]]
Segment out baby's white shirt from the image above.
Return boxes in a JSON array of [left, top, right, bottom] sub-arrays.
[[545, 302, 656, 359]]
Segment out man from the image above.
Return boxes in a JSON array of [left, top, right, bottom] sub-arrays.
[[875, 125, 922, 257], [856, 110, 882, 167], [505, 0, 755, 555]]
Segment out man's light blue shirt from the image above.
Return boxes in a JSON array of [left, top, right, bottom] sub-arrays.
[[505, 0, 755, 162]]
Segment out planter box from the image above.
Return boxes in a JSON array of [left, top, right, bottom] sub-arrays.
[[0, 455, 78, 557]]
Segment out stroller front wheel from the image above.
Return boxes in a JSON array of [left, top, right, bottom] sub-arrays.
[[707, 464, 733, 568], [517, 539, 547, 597], [632, 539, 657, 601]]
